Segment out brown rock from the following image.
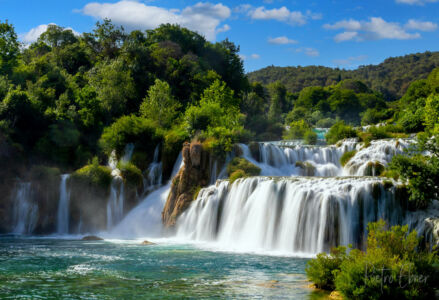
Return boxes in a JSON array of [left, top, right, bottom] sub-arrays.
[[141, 240, 156, 245], [82, 235, 104, 241], [162, 141, 211, 228]]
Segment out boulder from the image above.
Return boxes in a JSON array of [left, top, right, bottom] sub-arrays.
[[82, 235, 104, 241], [141, 240, 156, 245], [162, 141, 210, 227]]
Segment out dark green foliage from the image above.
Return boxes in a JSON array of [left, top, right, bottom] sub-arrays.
[[248, 51, 439, 101], [305, 246, 348, 290], [340, 150, 357, 167], [306, 220, 439, 299], [0, 20, 20, 75], [99, 115, 162, 158], [71, 157, 112, 189], [117, 161, 143, 187], [226, 157, 261, 182], [325, 121, 357, 144], [284, 119, 310, 140], [304, 130, 318, 145]]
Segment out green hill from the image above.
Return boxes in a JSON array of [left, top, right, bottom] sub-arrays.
[[248, 51, 439, 100]]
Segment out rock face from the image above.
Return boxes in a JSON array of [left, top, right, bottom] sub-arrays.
[[162, 141, 210, 228]]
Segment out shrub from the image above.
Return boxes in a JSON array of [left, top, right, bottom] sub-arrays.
[[227, 157, 261, 177], [307, 220, 439, 299], [316, 117, 336, 128], [340, 150, 357, 167], [99, 115, 162, 157], [117, 161, 143, 187], [326, 121, 357, 144], [71, 157, 112, 189], [29, 165, 61, 182], [304, 130, 318, 145], [305, 246, 348, 290], [284, 119, 310, 140]]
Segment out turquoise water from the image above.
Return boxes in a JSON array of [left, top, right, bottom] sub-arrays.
[[0, 237, 318, 299]]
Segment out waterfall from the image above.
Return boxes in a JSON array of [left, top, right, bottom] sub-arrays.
[[176, 177, 406, 254], [106, 176, 124, 229], [56, 174, 71, 234], [236, 139, 411, 177], [109, 152, 184, 238], [12, 182, 38, 234], [143, 145, 163, 193]]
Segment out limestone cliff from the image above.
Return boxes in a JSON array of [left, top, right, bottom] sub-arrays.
[[162, 141, 210, 227]]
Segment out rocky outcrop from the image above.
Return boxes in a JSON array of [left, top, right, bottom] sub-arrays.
[[82, 235, 104, 241], [162, 141, 210, 228]]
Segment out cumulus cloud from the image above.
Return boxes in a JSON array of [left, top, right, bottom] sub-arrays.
[[396, 0, 438, 5], [268, 36, 298, 45], [405, 19, 437, 31], [80, 1, 231, 40], [333, 55, 368, 66], [236, 5, 320, 26], [296, 47, 319, 57], [240, 53, 260, 60], [20, 23, 79, 44], [324, 17, 424, 42]]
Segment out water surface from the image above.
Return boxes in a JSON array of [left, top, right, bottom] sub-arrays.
[[0, 237, 317, 299]]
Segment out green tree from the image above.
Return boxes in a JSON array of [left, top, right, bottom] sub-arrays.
[[140, 79, 181, 128], [38, 24, 77, 48], [0, 20, 20, 75]]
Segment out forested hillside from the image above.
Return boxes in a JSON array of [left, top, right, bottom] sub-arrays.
[[248, 51, 439, 100]]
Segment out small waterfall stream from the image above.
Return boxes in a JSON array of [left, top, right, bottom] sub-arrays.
[[12, 182, 38, 234], [56, 174, 71, 234]]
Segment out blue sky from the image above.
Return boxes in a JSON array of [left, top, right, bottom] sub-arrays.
[[1, 0, 438, 72]]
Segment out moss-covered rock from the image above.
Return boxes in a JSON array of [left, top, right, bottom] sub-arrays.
[[230, 169, 246, 183], [340, 150, 357, 167], [227, 157, 261, 177], [248, 142, 260, 161], [295, 161, 316, 176], [117, 162, 143, 187], [363, 161, 385, 176], [71, 158, 112, 189]]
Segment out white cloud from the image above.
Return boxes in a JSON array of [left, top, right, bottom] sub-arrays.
[[324, 17, 422, 42], [20, 23, 79, 44], [80, 1, 231, 40], [405, 19, 437, 31], [296, 47, 319, 57], [236, 5, 320, 26], [396, 0, 438, 5], [333, 55, 368, 66], [240, 53, 260, 60], [268, 36, 298, 45]]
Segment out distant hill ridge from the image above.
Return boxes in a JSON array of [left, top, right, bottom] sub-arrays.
[[247, 51, 439, 100]]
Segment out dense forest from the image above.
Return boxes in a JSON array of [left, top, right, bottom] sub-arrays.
[[248, 51, 439, 101]]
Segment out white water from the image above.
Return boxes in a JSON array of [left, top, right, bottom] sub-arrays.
[[176, 176, 405, 254], [108, 153, 184, 238], [238, 138, 411, 177], [56, 174, 71, 234], [143, 145, 163, 194], [12, 182, 38, 234]]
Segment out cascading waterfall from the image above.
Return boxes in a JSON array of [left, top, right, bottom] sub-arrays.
[[109, 152, 184, 238], [107, 176, 124, 230], [238, 139, 410, 177], [12, 182, 38, 234], [56, 174, 71, 234], [143, 145, 163, 194], [176, 176, 406, 254]]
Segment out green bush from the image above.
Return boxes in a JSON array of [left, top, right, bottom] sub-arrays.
[[326, 121, 357, 144], [29, 165, 61, 182], [340, 150, 357, 167], [305, 246, 348, 290], [284, 119, 310, 140], [227, 157, 261, 177], [117, 161, 143, 187], [316, 117, 336, 128], [99, 115, 163, 157], [306, 220, 439, 299], [304, 130, 318, 145], [71, 157, 112, 189]]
